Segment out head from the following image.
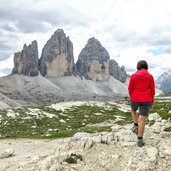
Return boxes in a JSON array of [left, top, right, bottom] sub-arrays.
[[137, 60, 148, 70]]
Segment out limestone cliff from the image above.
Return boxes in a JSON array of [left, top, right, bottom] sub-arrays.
[[39, 29, 74, 77], [76, 37, 110, 81], [12, 40, 39, 76], [11, 29, 128, 83], [109, 59, 127, 83]]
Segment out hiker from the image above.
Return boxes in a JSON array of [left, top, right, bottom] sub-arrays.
[[128, 60, 155, 147]]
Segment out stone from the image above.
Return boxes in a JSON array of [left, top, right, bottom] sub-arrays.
[[148, 113, 161, 121], [39, 29, 74, 77], [127, 147, 158, 171], [150, 122, 163, 133], [0, 148, 14, 159], [76, 37, 110, 81], [84, 138, 94, 149], [160, 132, 171, 138], [161, 143, 171, 156], [146, 147, 158, 162], [72, 132, 91, 141], [161, 119, 167, 124], [115, 130, 137, 142], [91, 135, 102, 143], [12, 40, 39, 76]]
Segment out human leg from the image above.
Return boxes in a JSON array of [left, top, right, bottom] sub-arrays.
[[137, 115, 146, 147], [131, 101, 139, 134], [131, 109, 138, 124], [131, 101, 139, 123], [131, 109, 138, 134], [137, 102, 151, 147], [138, 115, 146, 137]]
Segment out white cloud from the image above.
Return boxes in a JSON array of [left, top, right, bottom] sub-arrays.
[[0, 0, 171, 79], [0, 55, 13, 76]]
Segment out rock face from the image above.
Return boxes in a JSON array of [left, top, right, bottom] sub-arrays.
[[76, 37, 110, 81], [109, 59, 127, 83], [39, 29, 74, 77], [12, 40, 39, 76], [156, 70, 171, 93], [11, 29, 128, 83]]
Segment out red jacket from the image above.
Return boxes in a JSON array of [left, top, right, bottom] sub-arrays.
[[128, 69, 155, 102]]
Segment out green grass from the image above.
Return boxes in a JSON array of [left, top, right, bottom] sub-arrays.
[[149, 100, 171, 119], [0, 99, 170, 138], [65, 153, 83, 164], [164, 127, 171, 132]]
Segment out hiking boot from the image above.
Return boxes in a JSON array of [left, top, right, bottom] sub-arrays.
[[137, 139, 145, 147], [132, 125, 138, 135]]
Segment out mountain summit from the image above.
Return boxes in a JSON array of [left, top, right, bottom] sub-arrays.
[[39, 29, 74, 77], [156, 70, 171, 93], [12, 40, 39, 76], [76, 37, 110, 81]]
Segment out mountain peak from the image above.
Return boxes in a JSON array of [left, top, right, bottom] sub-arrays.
[[87, 37, 101, 45], [156, 70, 171, 92], [12, 40, 39, 76], [54, 29, 64, 34]]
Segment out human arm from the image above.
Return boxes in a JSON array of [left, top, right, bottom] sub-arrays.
[[128, 76, 134, 96], [150, 76, 155, 103]]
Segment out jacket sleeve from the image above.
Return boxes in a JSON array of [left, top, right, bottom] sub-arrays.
[[128, 75, 134, 96], [150, 75, 155, 102]]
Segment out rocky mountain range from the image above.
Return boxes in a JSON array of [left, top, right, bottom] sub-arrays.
[[0, 29, 128, 108], [156, 70, 171, 93], [12, 29, 127, 82]]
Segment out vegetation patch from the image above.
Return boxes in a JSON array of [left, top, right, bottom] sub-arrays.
[[65, 153, 83, 164], [149, 100, 171, 119], [0, 99, 170, 139], [164, 126, 171, 132]]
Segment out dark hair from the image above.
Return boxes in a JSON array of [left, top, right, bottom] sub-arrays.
[[137, 60, 148, 70]]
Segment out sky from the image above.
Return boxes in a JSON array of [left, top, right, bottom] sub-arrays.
[[0, 0, 171, 79]]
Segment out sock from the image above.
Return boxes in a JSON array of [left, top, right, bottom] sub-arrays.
[[138, 136, 143, 140], [134, 123, 138, 126]]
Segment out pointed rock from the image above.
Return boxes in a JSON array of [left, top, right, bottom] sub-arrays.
[[109, 59, 127, 83], [156, 70, 171, 92], [12, 40, 39, 76], [76, 37, 110, 81], [39, 29, 74, 77]]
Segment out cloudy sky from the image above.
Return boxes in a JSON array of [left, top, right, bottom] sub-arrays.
[[0, 0, 171, 79]]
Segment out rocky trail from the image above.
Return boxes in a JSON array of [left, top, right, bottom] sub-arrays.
[[1, 118, 171, 171]]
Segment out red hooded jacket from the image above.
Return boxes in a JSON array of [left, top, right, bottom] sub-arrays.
[[128, 69, 155, 103]]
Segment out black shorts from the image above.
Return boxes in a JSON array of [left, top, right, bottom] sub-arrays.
[[131, 101, 152, 116]]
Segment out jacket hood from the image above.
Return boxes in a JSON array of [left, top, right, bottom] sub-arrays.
[[135, 69, 151, 80]]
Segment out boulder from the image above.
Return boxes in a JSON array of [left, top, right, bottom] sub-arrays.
[[0, 148, 14, 159], [148, 113, 161, 121]]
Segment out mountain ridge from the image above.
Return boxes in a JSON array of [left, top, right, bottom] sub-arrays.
[[156, 70, 171, 93], [12, 29, 128, 82]]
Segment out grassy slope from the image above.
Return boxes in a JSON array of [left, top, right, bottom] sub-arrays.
[[0, 100, 170, 139]]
